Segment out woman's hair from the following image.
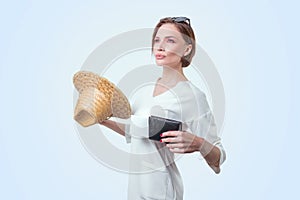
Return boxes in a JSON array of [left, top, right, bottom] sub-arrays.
[[152, 17, 196, 68]]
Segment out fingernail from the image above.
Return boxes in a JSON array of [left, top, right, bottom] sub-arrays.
[[160, 139, 162, 143], [160, 134, 163, 137]]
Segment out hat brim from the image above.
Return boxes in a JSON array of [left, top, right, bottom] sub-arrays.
[[73, 71, 131, 122]]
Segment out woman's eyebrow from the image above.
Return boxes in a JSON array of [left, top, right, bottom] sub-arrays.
[[155, 35, 177, 38], [165, 36, 177, 39], [155, 35, 178, 39]]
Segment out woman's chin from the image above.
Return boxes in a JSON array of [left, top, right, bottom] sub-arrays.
[[155, 61, 163, 66], [155, 60, 169, 66]]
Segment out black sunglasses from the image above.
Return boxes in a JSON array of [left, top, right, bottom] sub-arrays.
[[171, 17, 191, 26]]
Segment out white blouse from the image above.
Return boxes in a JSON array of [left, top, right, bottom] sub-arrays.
[[125, 80, 226, 200]]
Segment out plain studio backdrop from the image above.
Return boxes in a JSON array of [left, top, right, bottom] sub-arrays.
[[0, 0, 299, 199]]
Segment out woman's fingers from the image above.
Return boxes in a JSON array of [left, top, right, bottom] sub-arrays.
[[169, 146, 194, 153], [166, 143, 185, 149], [161, 131, 195, 143], [161, 131, 200, 153], [161, 131, 180, 138], [161, 131, 180, 143]]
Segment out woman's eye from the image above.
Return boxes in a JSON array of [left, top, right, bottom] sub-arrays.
[[154, 38, 160, 43], [167, 39, 175, 43]]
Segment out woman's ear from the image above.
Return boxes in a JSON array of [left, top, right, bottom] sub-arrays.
[[184, 44, 192, 57]]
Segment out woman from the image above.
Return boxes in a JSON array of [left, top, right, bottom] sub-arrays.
[[100, 17, 226, 200]]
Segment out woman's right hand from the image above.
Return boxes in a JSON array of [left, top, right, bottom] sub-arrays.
[[98, 119, 106, 125], [98, 119, 126, 137]]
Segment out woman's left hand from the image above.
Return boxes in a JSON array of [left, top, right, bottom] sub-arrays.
[[160, 131, 203, 153]]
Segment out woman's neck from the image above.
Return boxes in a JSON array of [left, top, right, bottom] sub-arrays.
[[159, 65, 188, 86]]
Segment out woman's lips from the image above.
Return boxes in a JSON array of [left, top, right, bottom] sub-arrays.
[[155, 54, 166, 60]]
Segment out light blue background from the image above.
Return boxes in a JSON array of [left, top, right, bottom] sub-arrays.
[[1, 0, 299, 199]]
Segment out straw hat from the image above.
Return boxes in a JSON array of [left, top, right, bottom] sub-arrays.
[[73, 71, 131, 127]]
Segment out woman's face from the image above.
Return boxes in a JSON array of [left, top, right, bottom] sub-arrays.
[[153, 23, 190, 68]]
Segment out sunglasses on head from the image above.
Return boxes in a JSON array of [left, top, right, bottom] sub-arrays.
[[171, 17, 191, 26]]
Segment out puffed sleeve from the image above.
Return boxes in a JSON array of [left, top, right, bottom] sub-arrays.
[[124, 92, 136, 144], [124, 97, 136, 144], [123, 88, 147, 143], [125, 121, 132, 143]]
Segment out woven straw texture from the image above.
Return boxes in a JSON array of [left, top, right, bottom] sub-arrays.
[[73, 71, 131, 127]]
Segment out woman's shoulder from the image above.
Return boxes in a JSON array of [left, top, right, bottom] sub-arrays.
[[184, 81, 211, 112], [175, 81, 211, 121], [183, 81, 207, 100], [171, 80, 207, 100]]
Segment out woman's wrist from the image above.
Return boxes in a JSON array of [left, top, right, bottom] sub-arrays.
[[195, 136, 204, 152], [197, 138, 217, 162], [99, 119, 110, 126], [200, 139, 221, 168]]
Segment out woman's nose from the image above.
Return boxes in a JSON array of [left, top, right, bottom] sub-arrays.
[[156, 40, 165, 51], [157, 47, 164, 51]]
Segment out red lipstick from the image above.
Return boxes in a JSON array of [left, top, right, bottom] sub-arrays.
[[155, 54, 166, 60]]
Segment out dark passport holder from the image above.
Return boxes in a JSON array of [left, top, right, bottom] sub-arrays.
[[148, 115, 182, 141]]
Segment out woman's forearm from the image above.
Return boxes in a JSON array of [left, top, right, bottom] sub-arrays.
[[197, 137, 221, 173], [100, 120, 126, 136]]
